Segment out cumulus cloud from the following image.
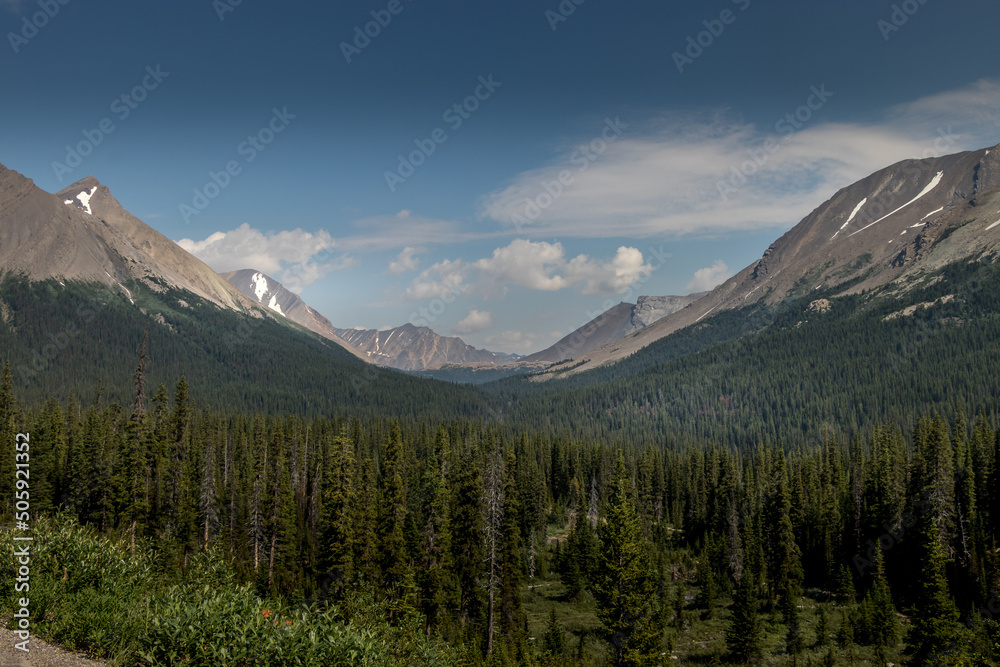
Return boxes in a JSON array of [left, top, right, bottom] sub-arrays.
[[405, 258, 467, 300], [485, 330, 537, 353], [404, 239, 653, 301], [686, 260, 731, 293], [176, 223, 353, 292], [453, 309, 493, 335], [477, 80, 1000, 239], [388, 246, 423, 275]]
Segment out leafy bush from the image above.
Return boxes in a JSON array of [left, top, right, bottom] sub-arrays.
[[3, 515, 462, 666]]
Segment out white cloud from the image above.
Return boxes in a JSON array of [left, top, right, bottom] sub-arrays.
[[565, 246, 652, 295], [404, 239, 653, 301], [477, 80, 1000, 239], [474, 240, 570, 294], [453, 309, 493, 335], [176, 223, 352, 292], [686, 260, 731, 293], [405, 258, 467, 300], [485, 330, 537, 353], [388, 246, 423, 275]]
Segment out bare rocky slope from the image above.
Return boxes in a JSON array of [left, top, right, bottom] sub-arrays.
[[53, 175, 256, 312], [537, 143, 1000, 379], [521, 294, 703, 364]]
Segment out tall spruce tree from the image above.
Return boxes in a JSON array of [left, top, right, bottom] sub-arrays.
[[320, 429, 356, 599], [591, 456, 663, 667], [908, 517, 966, 664]]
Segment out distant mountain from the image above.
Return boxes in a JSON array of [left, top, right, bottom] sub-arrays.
[[540, 142, 1000, 378], [521, 294, 704, 364], [220, 269, 518, 371], [333, 323, 521, 372], [220, 269, 363, 358]]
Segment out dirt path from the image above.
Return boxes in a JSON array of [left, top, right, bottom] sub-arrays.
[[0, 627, 106, 667]]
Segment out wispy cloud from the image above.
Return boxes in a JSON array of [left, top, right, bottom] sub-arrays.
[[387, 246, 424, 275], [477, 80, 1000, 239]]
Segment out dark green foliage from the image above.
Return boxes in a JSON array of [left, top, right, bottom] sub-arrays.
[[591, 457, 664, 666], [726, 572, 763, 664], [541, 610, 567, 663]]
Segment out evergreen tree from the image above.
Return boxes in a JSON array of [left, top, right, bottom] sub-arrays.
[[0, 362, 16, 522], [379, 420, 410, 613], [907, 517, 966, 664], [417, 439, 455, 634], [591, 456, 663, 667], [451, 450, 485, 634], [726, 572, 763, 664], [320, 429, 355, 599], [541, 610, 567, 664], [861, 541, 899, 649], [498, 451, 526, 644], [352, 458, 379, 585]]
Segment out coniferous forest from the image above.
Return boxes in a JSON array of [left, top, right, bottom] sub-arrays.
[[1, 341, 999, 664]]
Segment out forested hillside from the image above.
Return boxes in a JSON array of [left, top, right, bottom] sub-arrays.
[[495, 257, 1000, 446], [0, 275, 489, 420]]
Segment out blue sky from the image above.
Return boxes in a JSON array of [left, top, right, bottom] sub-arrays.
[[3, 0, 1000, 354]]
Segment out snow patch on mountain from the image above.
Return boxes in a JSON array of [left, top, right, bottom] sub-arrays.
[[986, 219, 1000, 231], [848, 171, 944, 238], [251, 272, 268, 301], [76, 187, 96, 215], [832, 197, 868, 240], [267, 294, 284, 315], [921, 206, 944, 221]]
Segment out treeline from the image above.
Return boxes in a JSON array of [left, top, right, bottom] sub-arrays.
[[1, 361, 999, 663]]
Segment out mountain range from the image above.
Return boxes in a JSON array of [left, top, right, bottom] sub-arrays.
[[2, 140, 1000, 411]]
